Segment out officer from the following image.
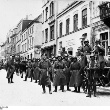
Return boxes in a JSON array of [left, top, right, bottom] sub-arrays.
[[39, 54, 52, 94], [6, 55, 15, 83]]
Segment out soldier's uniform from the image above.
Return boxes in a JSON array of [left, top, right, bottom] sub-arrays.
[[69, 57, 82, 92], [53, 55, 66, 92], [6, 56, 15, 83], [86, 54, 97, 97], [33, 59, 40, 83], [63, 55, 71, 91], [39, 55, 52, 94], [80, 40, 92, 62]]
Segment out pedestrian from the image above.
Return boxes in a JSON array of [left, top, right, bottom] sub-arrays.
[[63, 54, 71, 91], [53, 55, 66, 92], [69, 57, 82, 93], [6, 55, 15, 83], [39, 54, 52, 94]]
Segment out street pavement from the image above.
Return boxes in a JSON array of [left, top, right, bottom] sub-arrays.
[[0, 69, 110, 106]]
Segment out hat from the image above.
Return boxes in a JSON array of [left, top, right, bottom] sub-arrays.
[[95, 39, 101, 43]]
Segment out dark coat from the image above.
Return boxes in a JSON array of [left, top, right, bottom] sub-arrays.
[[69, 61, 82, 87], [33, 62, 40, 80], [63, 60, 71, 83], [39, 59, 52, 86], [6, 60, 15, 78], [53, 60, 66, 86]]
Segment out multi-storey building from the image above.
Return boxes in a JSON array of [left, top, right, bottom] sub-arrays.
[[91, 1, 110, 57], [21, 14, 42, 60], [57, 1, 91, 56], [16, 19, 33, 57], [42, 0, 73, 57]]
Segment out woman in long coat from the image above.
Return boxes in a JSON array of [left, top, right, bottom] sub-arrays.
[[53, 55, 66, 92], [69, 57, 82, 93]]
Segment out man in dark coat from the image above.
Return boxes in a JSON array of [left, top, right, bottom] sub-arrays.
[[6, 56, 15, 83], [39, 54, 52, 94], [53, 55, 66, 92], [63, 54, 71, 91]]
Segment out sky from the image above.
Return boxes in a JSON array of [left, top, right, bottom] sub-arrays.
[[0, 0, 42, 45]]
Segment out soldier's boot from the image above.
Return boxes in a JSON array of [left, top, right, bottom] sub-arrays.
[[42, 85, 46, 94], [67, 83, 71, 91], [77, 86, 80, 93], [11, 75, 14, 83], [30, 77, 33, 82], [86, 85, 91, 97], [35, 80, 37, 83], [24, 76, 27, 81], [72, 87, 77, 92], [8, 78, 10, 83], [21, 73, 23, 78], [62, 85, 65, 92], [59, 86, 62, 91], [93, 85, 96, 97], [48, 85, 52, 94], [53, 86, 57, 92]]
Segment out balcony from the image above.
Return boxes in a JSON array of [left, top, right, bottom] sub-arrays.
[[99, 2, 110, 27], [10, 28, 17, 38]]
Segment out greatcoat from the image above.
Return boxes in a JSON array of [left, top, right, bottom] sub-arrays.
[[39, 59, 52, 86], [69, 61, 82, 87], [53, 60, 66, 86]]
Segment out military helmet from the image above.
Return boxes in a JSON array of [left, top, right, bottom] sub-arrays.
[[84, 39, 89, 43]]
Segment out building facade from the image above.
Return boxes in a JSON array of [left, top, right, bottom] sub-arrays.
[[21, 14, 42, 60], [57, 1, 91, 56]]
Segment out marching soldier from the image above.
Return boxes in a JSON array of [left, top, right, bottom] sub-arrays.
[[33, 58, 40, 83], [69, 57, 82, 93], [6, 55, 15, 83], [53, 55, 66, 92], [63, 54, 71, 91], [39, 54, 52, 94]]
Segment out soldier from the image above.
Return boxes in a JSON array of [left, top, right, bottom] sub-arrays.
[[39, 54, 52, 94], [24, 59, 32, 81], [86, 53, 97, 97], [80, 40, 92, 62], [33, 58, 40, 83], [63, 54, 71, 91], [69, 57, 82, 93], [6, 55, 15, 83], [53, 55, 66, 92]]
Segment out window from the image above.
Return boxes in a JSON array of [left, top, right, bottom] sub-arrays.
[[45, 28, 48, 43], [59, 41, 62, 50], [66, 18, 70, 34], [32, 37, 33, 47], [59, 22, 63, 37], [42, 31, 44, 44], [25, 43, 27, 52], [24, 34, 25, 40], [50, 25, 54, 40], [50, 1, 54, 17], [43, 10, 44, 23], [82, 8, 87, 27], [45, 7, 48, 21], [73, 14, 78, 31], [22, 35, 23, 42]]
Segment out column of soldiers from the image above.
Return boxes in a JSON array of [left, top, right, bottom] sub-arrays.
[[5, 39, 110, 97]]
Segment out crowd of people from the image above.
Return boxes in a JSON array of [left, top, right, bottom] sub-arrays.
[[4, 39, 110, 97]]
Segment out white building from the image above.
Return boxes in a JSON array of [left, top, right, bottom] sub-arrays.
[[41, 0, 73, 58], [57, 1, 91, 56], [21, 14, 42, 60]]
